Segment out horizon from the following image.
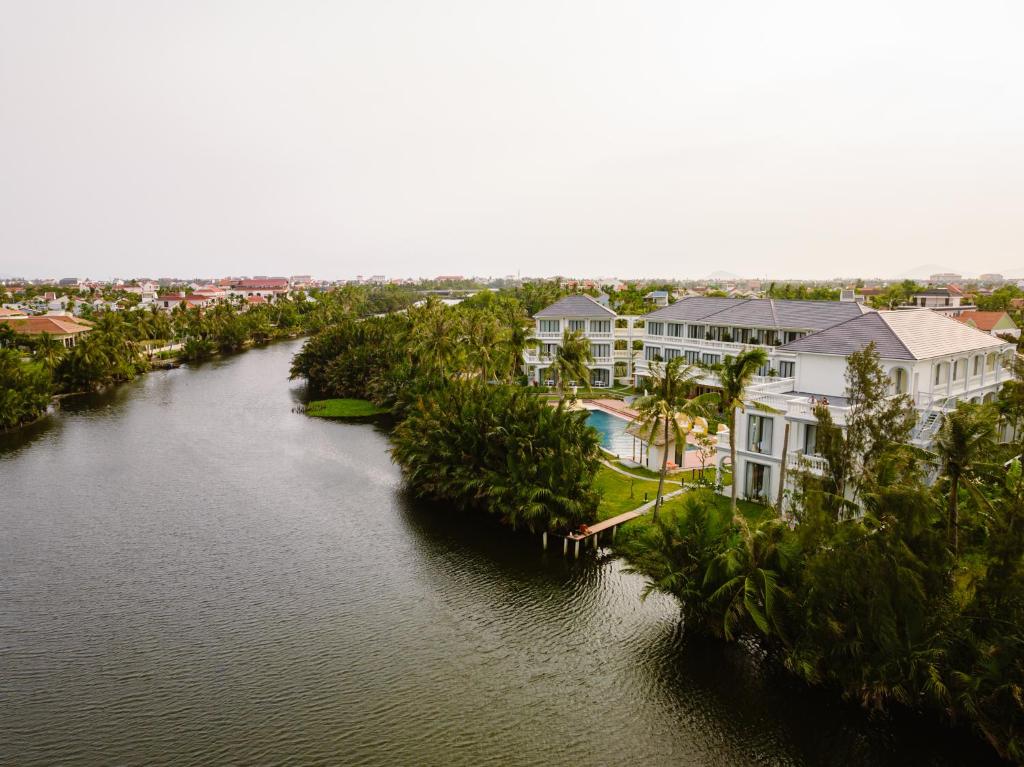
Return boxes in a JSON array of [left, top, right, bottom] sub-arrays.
[[2, 1, 1022, 280]]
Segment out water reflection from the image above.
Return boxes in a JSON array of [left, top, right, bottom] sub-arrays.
[[0, 339, 1001, 767]]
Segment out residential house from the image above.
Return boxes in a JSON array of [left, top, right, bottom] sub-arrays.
[[644, 290, 669, 307], [956, 310, 1021, 340], [908, 286, 974, 316], [0, 315, 92, 347]]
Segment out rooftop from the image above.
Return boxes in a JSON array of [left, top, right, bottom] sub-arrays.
[[956, 311, 1017, 332], [643, 296, 868, 331], [0, 316, 92, 336], [534, 295, 616, 319], [780, 308, 1008, 360]]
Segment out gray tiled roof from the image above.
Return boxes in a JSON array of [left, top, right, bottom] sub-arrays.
[[779, 309, 1008, 360], [779, 312, 915, 359], [644, 297, 865, 331], [534, 295, 616, 318]]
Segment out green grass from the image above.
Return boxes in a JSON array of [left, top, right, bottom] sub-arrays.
[[593, 466, 662, 521], [306, 398, 387, 418]]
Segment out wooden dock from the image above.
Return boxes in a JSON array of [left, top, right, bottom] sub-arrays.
[[544, 487, 687, 558]]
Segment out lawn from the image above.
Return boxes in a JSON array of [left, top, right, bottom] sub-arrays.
[[306, 398, 387, 418], [593, 466, 662, 521]]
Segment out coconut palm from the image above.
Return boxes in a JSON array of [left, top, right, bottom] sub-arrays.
[[934, 403, 997, 558], [552, 329, 592, 395], [32, 333, 65, 373], [632, 357, 718, 521], [718, 348, 770, 512], [411, 299, 463, 380]]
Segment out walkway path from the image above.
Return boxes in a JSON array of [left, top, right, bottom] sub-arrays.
[[598, 457, 684, 487]]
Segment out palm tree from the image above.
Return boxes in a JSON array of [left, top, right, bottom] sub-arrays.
[[934, 403, 996, 558], [706, 515, 791, 641], [411, 299, 462, 380], [32, 332, 65, 373], [632, 357, 718, 521], [718, 348, 770, 512], [553, 329, 592, 395]]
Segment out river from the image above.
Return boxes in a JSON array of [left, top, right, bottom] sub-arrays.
[[0, 339, 1001, 766]]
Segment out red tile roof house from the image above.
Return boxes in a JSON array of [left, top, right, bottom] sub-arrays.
[[227, 279, 290, 302], [155, 293, 216, 311], [0, 315, 92, 347], [957, 310, 1021, 340]]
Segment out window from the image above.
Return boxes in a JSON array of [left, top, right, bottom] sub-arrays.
[[542, 343, 558, 357], [934, 363, 948, 385], [647, 321, 664, 336], [745, 462, 771, 500], [591, 344, 610, 359], [688, 325, 705, 339], [568, 319, 585, 332], [663, 348, 681, 361], [953, 360, 962, 381], [589, 320, 611, 333], [645, 346, 662, 361], [684, 350, 700, 364], [539, 319, 560, 333], [890, 367, 908, 394], [779, 361, 795, 378], [803, 424, 817, 455], [666, 323, 684, 337], [973, 356, 981, 376], [747, 415, 773, 454], [986, 353, 997, 372], [701, 353, 720, 366]]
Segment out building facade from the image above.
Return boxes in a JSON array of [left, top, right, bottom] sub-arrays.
[[524, 295, 640, 387], [727, 309, 1014, 506]]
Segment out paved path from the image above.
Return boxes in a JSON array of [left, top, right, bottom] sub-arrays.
[[599, 457, 684, 486]]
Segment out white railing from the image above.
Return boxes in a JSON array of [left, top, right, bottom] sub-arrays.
[[786, 451, 829, 475], [591, 357, 613, 365], [536, 331, 561, 339], [588, 332, 613, 339]]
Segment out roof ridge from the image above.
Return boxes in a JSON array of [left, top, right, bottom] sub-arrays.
[[768, 299, 779, 328], [874, 310, 931, 360]]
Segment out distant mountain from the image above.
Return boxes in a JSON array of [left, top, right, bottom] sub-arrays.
[[706, 270, 740, 280], [895, 264, 960, 280]]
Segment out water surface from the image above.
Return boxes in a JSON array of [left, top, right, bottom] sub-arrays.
[[0, 341, 999, 766]]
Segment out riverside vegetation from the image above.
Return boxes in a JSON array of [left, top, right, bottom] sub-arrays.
[[294, 290, 1024, 762], [0, 285, 417, 431]]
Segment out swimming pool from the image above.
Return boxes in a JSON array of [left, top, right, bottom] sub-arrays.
[[586, 408, 700, 460], [585, 409, 635, 457]]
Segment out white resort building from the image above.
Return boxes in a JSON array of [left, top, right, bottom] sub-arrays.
[[526, 295, 1017, 509], [524, 295, 641, 388]]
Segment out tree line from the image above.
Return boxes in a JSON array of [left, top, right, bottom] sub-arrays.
[[0, 286, 418, 431]]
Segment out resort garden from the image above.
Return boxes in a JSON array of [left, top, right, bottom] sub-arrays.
[[294, 302, 1024, 763]]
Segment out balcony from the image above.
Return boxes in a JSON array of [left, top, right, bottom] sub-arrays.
[[523, 351, 553, 364], [644, 334, 776, 355], [786, 451, 829, 476]]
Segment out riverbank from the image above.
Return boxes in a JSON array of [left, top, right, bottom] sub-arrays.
[[1, 338, 1000, 767]]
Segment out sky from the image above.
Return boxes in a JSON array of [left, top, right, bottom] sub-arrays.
[[1, 1, 1022, 281]]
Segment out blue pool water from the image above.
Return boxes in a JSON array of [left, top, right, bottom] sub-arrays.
[[586, 409, 636, 458], [586, 408, 699, 460]]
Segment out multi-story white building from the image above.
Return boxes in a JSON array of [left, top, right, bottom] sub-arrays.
[[627, 297, 1014, 506], [633, 296, 869, 383], [524, 295, 641, 387], [726, 309, 1014, 506]]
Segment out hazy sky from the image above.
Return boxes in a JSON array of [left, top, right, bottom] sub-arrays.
[[2, 1, 1022, 280]]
